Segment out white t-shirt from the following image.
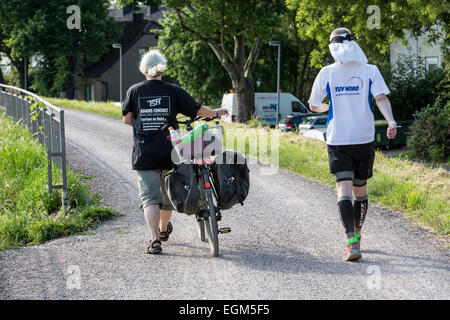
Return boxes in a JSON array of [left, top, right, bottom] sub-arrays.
[[308, 62, 390, 146]]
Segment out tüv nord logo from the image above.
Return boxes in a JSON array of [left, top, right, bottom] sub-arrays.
[[335, 77, 363, 94]]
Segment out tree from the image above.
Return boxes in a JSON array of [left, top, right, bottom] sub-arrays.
[[0, 11, 28, 89], [157, 11, 231, 106], [120, 0, 285, 122], [285, 0, 449, 68], [157, 3, 318, 108], [252, 7, 318, 103], [0, 0, 121, 97]]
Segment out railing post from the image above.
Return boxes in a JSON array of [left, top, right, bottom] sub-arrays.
[[47, 112, 54, 194], [26, 97, 30, 130], [60, 110, 69, 212], [9, 91, 13, 117]]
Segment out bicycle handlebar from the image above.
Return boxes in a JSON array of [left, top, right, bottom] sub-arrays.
[[176, 115, 219, 125]]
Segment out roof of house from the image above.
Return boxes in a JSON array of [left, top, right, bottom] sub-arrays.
[[84, 11, 163, 78]]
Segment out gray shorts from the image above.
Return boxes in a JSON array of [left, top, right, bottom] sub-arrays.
[[136, 170, 174, 211]]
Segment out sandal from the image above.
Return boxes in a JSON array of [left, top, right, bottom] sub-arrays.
[[159, 221, 173, 242], [147, 239, 162, 254]]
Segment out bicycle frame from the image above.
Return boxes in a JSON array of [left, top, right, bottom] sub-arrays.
[[194, 162, 220, 218]]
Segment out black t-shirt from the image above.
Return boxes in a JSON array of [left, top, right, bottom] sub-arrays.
[[122, 80, 201, 170]]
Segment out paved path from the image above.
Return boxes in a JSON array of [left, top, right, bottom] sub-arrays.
[[1, 109, 448, 299]]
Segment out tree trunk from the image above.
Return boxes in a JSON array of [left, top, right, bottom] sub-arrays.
[[65, 56, 77, 99], [174, 11, 261, 123], [232, 77, 255, 123], [0, 66, 4, 84], [14, 60, 26, 89]]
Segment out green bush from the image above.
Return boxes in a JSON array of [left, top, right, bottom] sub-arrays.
[[407, 69, 450, 163], [381, 54, 446, 121]]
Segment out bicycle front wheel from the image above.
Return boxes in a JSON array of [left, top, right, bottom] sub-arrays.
[[204, 194, 219, 257], [197, 218, 205, 241]]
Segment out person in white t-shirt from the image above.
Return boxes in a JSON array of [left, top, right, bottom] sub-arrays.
[[308, 28, 397, 261]]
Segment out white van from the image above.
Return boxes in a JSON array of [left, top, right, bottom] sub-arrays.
[[221, 92, 311, 126]]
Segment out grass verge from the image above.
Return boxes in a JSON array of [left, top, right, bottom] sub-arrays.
[[0, 113, 116, 250], [47, 98, 449, 236], [45, 97, 122, 118]]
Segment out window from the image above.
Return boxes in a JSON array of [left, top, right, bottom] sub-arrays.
[[315, 118, 328, 125], [303, 117, 315, 124], [139, 48, 147, 61], [292, 101, 308, 113], [425, 56, 439, 72], [85, 85, 94, 102]]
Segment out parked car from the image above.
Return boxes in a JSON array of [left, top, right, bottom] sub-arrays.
[[298, 115, 328, 131], [221, 92, 310, 126], [300, 127, 327, 142], [278, 114, 315, 132]]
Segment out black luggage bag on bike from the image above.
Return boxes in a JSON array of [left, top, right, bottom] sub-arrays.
[[212, 151, 250, 210], [165, 163, 200, 215]]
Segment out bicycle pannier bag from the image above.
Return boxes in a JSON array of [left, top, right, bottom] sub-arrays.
[[165, 163, 200, 215], [213, 151, 250, 210]]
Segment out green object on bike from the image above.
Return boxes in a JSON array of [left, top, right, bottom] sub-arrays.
[[181, 123, 208, 145]]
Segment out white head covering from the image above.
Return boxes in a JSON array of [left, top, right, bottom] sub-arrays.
[[139, 49, 167, 77], [328, 28, 368, 64]]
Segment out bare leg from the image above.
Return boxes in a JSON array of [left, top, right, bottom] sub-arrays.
[[143, 204, 160, 245], [159, 210, 172, 232]]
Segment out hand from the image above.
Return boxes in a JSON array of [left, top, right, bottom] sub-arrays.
[[215, 108, 229, 117], [387, 124, 397, 140]]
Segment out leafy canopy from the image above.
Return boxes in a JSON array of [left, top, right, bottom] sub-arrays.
[[285, 0, 449, 67], [157, 10, 231, 105]]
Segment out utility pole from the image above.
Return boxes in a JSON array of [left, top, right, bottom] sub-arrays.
[[112, 43, 123, 103], [269, 41, 281, 126]]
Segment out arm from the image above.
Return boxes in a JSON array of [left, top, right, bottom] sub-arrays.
[[309, 103, 329, 113], [123, 112, 133, 127], [196, 106, 228, 118], [308, 69, 328, 113], [375, 94, 397, 139]]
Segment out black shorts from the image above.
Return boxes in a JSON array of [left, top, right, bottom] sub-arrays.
[[327, 141, 375, 181]]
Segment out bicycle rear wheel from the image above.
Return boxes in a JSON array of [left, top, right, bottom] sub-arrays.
[[204, 194, 219, 257]]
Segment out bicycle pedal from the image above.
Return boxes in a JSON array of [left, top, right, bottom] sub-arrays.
[[219, 227, 231, 234]]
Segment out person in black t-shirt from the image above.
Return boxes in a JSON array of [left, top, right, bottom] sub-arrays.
[[122, 50, 228, 254]]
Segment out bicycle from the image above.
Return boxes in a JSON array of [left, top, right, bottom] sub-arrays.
[[173, 116, 230, 257]]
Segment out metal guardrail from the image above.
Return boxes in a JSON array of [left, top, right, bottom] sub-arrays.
[[0, 84, 68, 212]]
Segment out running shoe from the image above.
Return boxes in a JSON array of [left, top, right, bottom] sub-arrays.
[[343, 241, 362, 261], [355, 233, 361, 249]]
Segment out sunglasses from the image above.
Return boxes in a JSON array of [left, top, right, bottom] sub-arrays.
[[330, 33, 358, 43]]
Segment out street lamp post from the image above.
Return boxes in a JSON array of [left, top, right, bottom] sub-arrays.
[[269, 41, 281, 126], [112, 43, 122, 103]]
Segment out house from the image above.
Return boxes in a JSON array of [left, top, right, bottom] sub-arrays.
[[75, 6, 164, 102], [390, 29, 443, 72]]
